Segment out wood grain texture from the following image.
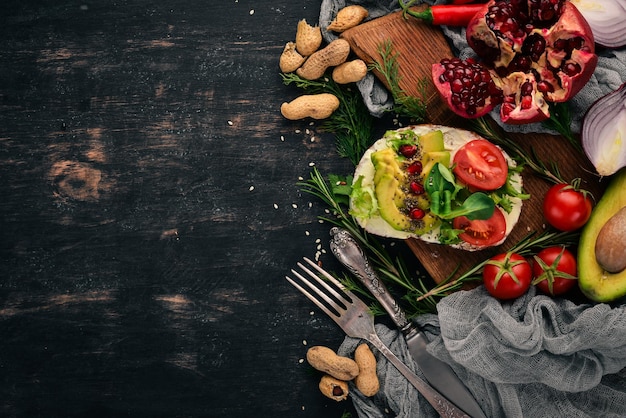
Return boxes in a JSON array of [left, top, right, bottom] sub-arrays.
[[340, 10, 607, 284], [0, 1, 357, 417]]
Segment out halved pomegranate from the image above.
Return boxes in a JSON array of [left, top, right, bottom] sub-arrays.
[[433, 0, 598, 124]]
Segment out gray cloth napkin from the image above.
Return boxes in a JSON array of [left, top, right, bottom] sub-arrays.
[[319, 0, 626, 133], [338, 286, 626, 417]]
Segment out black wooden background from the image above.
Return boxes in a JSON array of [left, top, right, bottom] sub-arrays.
[[0, 0, 407, 416]]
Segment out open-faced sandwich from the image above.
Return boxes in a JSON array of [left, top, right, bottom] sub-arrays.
[[350, 124, 527, 251]]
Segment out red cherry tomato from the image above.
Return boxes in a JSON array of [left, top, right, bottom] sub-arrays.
[[453, 207, 507, 247], [483, 252, 532, 300], [532, 246, 578, 296], [543, 183, 593, 231], [453, 139, 508, 191]]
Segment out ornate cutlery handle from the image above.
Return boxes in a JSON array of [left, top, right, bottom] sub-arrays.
[[329, 227, 410, 329]]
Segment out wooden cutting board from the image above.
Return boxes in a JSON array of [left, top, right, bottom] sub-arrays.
[[341, 9, 607, 284]]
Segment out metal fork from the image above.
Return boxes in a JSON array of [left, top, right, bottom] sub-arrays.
[[286, 257, 471, 418]]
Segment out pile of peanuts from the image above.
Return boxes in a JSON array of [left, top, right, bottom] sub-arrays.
[[306, 344, 379, 401], [279, 5, 370, 121]]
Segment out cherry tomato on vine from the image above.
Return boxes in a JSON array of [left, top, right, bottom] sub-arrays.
[[543, 182, 593, 231], [483, 252, 532, 300], [532, 246, 578, 296]]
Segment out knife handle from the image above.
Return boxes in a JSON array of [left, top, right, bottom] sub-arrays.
[[329, 227, 410, 329], [367, 331, 471, 418]]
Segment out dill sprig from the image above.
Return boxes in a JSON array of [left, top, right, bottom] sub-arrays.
[[281, 73, 375, 166], [369, 40, 429, 121]]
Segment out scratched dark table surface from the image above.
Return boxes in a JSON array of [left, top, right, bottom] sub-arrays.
[[0, 0, 408, 416]]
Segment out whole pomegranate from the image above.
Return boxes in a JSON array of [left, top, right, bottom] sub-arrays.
[[433, 0, 597, 124]]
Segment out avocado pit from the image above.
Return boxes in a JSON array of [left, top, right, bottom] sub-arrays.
[[595, 206, 626, 274]]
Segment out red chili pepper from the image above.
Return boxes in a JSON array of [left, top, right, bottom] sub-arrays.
[[400, 1, 484, 27], [451, 0, 486, 4]]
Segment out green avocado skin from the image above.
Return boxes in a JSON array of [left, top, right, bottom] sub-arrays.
[[578, 168, 626, 302]]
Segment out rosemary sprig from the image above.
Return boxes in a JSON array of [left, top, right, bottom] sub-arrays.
[[369, 40, 429, 121], [281, 73, 375, 166], [470, 116, 564, 184]]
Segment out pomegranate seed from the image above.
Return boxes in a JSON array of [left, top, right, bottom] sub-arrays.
[[521, 95, 533, 109], [410, 181, 425, 195], [409, 208, 425, 220], [562, 62, 581, 76], [553, 39, 567, 51], [537, 80, 554, 93], [406, 161, 423, 175], [568, 37, 584, 51], [521, 80, 534, 96], [398, 144, 418, 158]]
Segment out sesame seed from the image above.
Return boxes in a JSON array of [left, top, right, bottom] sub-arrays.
[[273, 203, 279, 209], [249, 185, 254, 192], [227, 120, 233, 126], [295, 129, 301, 134], [305, 230, 310, 236], [280, 135, 285, 141], [249, 9, 254, 15], [292, 203, 298, 209], [308, 162, 315, 167]]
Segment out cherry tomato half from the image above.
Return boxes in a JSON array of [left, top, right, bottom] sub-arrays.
[[453, 207, 507, 247], [453, 139, 508, 191], [532, 246, 578, 296], [483, 252, 532, 300], [543, 183, 593, 231]]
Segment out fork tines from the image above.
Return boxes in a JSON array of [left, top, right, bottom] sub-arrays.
[[285, 257, 351, 319]]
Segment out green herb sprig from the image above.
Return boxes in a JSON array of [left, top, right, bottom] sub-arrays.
[[281, 73, 375, 166], [470, 117, 565, 184], [369, 40, 429, 121], [542, 101, 581, 152]]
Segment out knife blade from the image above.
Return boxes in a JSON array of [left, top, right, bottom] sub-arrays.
[[329, 227, 486, 418]]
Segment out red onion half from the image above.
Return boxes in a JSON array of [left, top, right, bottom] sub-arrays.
[[581, 82, 626, 176], [571, 0, 626, 48]]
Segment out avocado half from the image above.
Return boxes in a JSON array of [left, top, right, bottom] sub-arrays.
[[578, 168, 626, 302]]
